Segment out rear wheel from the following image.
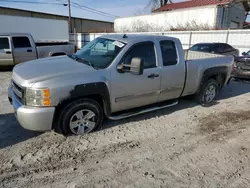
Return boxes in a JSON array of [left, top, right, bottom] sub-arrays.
[[196, 79, 219, 106], [56, 99, 103, 135]]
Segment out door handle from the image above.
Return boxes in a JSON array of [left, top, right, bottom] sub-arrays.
[[27, 49, 32, 52], [5, 51, 12, 54], [148, 73, 159, 79]]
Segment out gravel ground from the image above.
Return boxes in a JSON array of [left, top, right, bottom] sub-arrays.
[[0, 71, 250, 188]]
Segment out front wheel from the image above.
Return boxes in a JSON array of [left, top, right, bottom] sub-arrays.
[[56, 99, 103, 135], [196, 79, 219, 106]]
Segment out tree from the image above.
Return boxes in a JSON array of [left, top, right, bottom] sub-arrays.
[[147, 0, 174, 11], [149, 0, 173, 8]]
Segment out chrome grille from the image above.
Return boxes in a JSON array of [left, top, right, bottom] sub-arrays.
[[11, 80, 23, 100]]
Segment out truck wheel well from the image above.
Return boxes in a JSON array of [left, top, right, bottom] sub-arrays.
[[208, 74, 226, 88], [51, 52, 66, 56], [53, 95, 106, 129]]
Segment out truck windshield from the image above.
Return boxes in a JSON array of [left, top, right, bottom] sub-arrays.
[[73, 37, 126, 69]]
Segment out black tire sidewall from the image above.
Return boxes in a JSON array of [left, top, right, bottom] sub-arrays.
[[58, 99, 103, 135], [198, 79, 219, 106]]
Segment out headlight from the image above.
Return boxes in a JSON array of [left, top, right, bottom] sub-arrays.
[[26, 88, 51, 107]]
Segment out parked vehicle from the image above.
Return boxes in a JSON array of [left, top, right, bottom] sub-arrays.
[[0, 33, 76, 66], [8, 34, 234, 135], [232, 51, 250, 80], [190, 43, 239, 56], [0, 15, 76, 66]]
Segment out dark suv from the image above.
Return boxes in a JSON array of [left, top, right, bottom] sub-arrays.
[[190, 43, 239, 56]]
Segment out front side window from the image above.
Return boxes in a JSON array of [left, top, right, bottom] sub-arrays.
[[122, 42, 156, 69], [74, 37, 125, 69], [0, 38, 10, 49], [12, 37, 31, 48], [160, 40, 178, 66]]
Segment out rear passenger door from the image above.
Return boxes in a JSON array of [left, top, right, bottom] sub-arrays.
[[12, 36, 36, 64], [0, 36, 14, 66], [158, 40, 186, 102]]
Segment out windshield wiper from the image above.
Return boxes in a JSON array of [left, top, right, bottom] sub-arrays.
[[70, 55, 98, 70]]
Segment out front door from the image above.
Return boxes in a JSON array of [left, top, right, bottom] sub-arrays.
[[110, 42, 161, 113], [12, 36, 36, 64], [0, 36, 14, 66]]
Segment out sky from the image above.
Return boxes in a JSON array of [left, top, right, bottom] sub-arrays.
[[0, 0, 158, 22]]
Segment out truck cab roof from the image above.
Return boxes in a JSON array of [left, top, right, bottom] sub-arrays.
[[101, 34, 178, 43]]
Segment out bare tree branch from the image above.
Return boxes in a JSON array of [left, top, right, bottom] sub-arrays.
[[147, 0, 174, 11]]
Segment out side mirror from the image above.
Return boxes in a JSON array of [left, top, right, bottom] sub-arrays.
[[130, 57, 144, 75], [242, 52, 247, 56], [117, 57, 144, 75]]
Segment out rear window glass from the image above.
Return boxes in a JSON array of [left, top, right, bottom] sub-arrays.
[[12, 37, 31, 48], [190, 44, 212, 52], [0, 38, 10, 49]]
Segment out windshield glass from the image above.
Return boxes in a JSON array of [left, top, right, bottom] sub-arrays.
[[74, 37, 126, 69], [247, 51, 250, 56], [190, 44, 212, 53]]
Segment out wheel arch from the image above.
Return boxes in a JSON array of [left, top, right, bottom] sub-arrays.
[[50, 52, 66, 56], [52, 82, 111, 129], [200, 66, 228, 88]]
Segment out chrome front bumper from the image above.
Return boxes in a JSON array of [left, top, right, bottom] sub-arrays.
[[8, 87, 55, 132]]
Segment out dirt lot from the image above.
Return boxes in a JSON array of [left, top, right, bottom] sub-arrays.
[[0, 71, 250, 188]]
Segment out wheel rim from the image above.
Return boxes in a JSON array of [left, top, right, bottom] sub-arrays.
[[204, 84, 216, 103], [69, 109, 96, 135]]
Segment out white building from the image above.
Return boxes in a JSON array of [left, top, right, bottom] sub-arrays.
[[115, 0, 249, 32]]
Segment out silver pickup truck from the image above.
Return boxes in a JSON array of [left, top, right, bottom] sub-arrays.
[[8, 34, 234, 135], [0, 33, 75, 66]]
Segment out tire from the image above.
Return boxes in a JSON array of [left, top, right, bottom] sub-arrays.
[[196, 79, 219, 106], [56, 99, 103, 135]]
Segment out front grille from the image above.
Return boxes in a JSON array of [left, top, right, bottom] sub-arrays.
[[11, 80, 24, 101]]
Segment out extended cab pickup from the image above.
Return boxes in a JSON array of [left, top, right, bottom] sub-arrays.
[[8, 34, 234, 135], [0, 33, 75, 66]]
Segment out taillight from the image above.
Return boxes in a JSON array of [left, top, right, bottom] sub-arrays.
[[232, 63, 235, 73], [74, 45, 78, 53]]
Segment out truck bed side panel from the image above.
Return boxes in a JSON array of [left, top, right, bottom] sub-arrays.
[[36, 45, 75, 59], [182, 55, 234, 97]]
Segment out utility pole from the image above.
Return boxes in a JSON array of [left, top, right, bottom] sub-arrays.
[[68, 0, 72, 33]]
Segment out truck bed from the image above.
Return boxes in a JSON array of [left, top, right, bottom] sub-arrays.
[[184, 50, 225, 60], [182, 50, 234, 97]]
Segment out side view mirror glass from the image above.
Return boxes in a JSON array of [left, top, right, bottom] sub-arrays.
[[117, 57, 144, 75], [130, 57, 144, 75]]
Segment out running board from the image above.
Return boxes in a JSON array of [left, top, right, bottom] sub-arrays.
[[109, 100, 179, 120]]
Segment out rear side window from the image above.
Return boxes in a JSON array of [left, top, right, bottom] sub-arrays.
[[0, 38, 10, 49], [12, 37, 31, 48], [160, 41, 178, 66], [224, 44, 234, 50], [123, 42, 156, 69]]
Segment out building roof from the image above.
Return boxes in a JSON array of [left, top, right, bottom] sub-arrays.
[[0, 6, 114, 24], [154, 0, 232, 12]]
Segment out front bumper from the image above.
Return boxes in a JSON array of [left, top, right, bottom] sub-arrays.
[[8, 87, 55, 132]]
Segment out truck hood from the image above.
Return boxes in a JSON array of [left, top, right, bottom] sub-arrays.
[[13, 56, 95, 86]]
